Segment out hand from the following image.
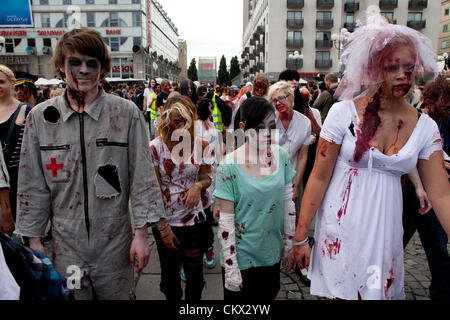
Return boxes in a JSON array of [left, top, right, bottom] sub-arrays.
[[162, 231, 180, 251], [0, 209, 14, 236], [183, 183, 201, 210], [282, 246, 295, 273], [292, 185, 299, 204], [130, 231, 151, 273], [293, 242, 311, 270], [29, 237, 46, 255], [224, 267, 243, 292], [415, 187, 432, 215]]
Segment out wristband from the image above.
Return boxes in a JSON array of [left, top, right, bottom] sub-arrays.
[[193, 183, 202, 191], [293, 237, 309, 247]]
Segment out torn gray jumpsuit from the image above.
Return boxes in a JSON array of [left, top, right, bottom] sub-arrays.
[[15, 88, 165, 299]]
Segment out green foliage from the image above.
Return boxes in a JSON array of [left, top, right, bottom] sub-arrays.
[[229, 56, 240, 82], [187, 58, 198, 81], [216, 55, 230, 86]]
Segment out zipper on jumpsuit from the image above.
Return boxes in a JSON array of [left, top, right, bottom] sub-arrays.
[[79, 112, 90, 240]]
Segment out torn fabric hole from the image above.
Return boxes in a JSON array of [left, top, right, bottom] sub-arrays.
[[95, 164, 121, 199], [43, 106, 61, 124]]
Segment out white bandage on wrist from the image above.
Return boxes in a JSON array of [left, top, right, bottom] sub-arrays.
[[219, 212, 243, 292], [284, 184, 296, 246]]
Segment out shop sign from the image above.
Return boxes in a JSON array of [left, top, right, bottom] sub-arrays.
[[37, 30, 65, 36], [106, 29, 121, 35], [0, 30, 26, 36]]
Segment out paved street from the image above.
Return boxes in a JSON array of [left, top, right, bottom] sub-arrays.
[[134, 224, 449, 301]]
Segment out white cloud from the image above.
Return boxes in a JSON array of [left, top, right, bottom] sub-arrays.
[[155, 0, 243, 67]]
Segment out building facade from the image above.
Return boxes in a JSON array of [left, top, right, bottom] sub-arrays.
[[198, 57, 217, 86], [241, 0, 441, 82], [440, 0, 450, 56], [0, 0, 181, 81], [178, 39, 187, 79]]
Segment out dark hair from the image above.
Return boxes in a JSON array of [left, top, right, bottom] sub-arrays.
[[197, 98, 212, 121], [179, 79, 199, 105], [101, 79, 112, 93], [279, 69, 300, 82], [318, 81, 327, 91], [234, 96, 275, 131], [197, 85, 208, 98]]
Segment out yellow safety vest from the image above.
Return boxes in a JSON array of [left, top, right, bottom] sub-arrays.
[[212, 93, 223, 133], [149, 92, 158, 120]]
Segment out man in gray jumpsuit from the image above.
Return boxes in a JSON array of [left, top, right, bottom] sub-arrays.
[[15, 28, 165, 300]]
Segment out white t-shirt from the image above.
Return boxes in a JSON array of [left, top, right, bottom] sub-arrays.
[[311, 107, 322, 128], [143, 88, 153, 112], [0, 245, 20, 300], [276, 110, 312, 173]]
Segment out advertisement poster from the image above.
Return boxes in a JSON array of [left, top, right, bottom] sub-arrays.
[[0, 0, 34, 27]]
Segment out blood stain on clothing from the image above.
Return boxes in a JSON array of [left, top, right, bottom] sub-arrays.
[[163, 189, 171, 203], [230, 245, 235, 254], [267, 203, 276, 214], [150, 145, 159, 162], [221, 231, 229, 240], [163, 158, 176, 178], [353, 93, 382, 162], [221, 174, 236, 182], [68, 89, 87, 110], [387, 120, 404, 155], [337, 168, 358, 224], [324, 238, 341, 258], [181, 213, 194, 224], [225, 259, 233, 266]]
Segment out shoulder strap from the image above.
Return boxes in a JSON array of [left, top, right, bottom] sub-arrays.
[[5, 103, 24, 147]]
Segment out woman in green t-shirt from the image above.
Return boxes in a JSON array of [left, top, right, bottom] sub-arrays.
[[214, 97, 297, 300]]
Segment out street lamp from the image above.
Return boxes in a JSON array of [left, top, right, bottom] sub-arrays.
[[0, 36, 5, 52], [331, 28, 348, 60], [288, 50, 303, 71]]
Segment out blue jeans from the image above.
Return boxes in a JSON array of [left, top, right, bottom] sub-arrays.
[[403, 180, 450, 300]]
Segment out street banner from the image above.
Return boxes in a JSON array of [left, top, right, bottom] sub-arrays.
[[0, 0, 34, 27]]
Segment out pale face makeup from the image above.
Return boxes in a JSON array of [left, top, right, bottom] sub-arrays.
[[248, 111, 276, 152], [62, 51, 101, 92], [287, 79, 299, 91], [381, 47, 416, 99], [272, 89, 293, 114]]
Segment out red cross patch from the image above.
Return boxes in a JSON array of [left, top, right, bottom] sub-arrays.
[[46, 158, 64, 177]]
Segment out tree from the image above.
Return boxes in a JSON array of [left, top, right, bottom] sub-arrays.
[[229, 56, 240, 83], [187, 58, 198, 81], [216, 55, 230, 86]]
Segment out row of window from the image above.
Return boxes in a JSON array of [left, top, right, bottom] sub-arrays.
[[39, 12, 141, 28], [287, 31, 336, 41], [37, 0, 141, 4], [286, 11, 425, 24], [442, 39, 450, 49], [286, 51, 330, 61]]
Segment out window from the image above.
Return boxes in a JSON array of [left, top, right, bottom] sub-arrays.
[[346, 13, 355, 23], [5, 39, 14, 53], [316, 31, 330, 40], [27, 38, 36, 47], [287, 11, 302, 20], [133, 37, 142, 47], [407, 12, 422, 22], [287, 31, 302, 40], [381, 12, 393, 19], [132, 12, 141, 27], [40, 0, 49, 4], [41, 13, 50, 27], [442, 40, 450, 49], [132, 0, 140, 3], [109, 0, 117, 4], [443, 23, 449, 33], [63, 0, 71, 4], [43, 38, 52, 47], [86, 0, 94, 4], [317, 11, 331, 20], [109, 12, 119, 27], [110, 37, 120, 51], [103, 38, 110, 45], [63, 13, 70, 27], [445, 8, 449, 15], [316, 51, 330, 61], [87, 12, 95, 27]]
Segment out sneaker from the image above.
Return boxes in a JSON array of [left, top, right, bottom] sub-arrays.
[[180, 268, 186, 282], [203, 248, 216, 269]]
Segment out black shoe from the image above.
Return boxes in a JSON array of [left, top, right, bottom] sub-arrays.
[[295, 265, 311, 287], [211, 217, 218, 227]]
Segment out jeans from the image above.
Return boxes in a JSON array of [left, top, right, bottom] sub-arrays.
[[403, 180, 450, 300], [149, 118, 156, 141], [221, 262, 281, 301], [153, 221, 209, 301]]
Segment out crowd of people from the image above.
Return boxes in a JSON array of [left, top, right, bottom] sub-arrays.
[[0, 12, 449, 301]]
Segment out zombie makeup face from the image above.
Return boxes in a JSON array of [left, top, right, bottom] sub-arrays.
[[271, 90, 293, 115], [169, 110, 187, 133], [249, 111, 276, 151], [14, 84, 31, 102], [381, 47, 416, 99], [287, 79, 299, 91], [62, 51, 101, 93], [253, 81, 267, 97]]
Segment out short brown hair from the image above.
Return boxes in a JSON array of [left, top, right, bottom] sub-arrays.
[[252, 73, 270, 96], [53, 28, 111, 80], [325, 73, 338, 84]]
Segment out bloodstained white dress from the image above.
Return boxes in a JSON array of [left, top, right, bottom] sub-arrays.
[[308, 100, 442, 300]]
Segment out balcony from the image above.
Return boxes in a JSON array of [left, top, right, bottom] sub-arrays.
[[287, 18, 304, 28], [257, 62, 265, 71], [316, 19, 334, 28], [286, 39, 304, 48], [257, 25, 265, 34], [249, 52, 256, 60], [344, 1, 359, 11], [257, 43, 264, 52], [315, 59, 333, 68], [250, 38, 256, 45], [408, 0, 427, 10], [344, 22, 356, 31], [286, 59, 303, 69], [407, 20, 426, 29], [379, 0, 398, 10], [287, 0, 304, 9], [317, 0, 334, 9], [249, 67, 254, 74], [315, 39, 333, 48]]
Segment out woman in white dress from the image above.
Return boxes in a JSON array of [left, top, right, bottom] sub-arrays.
[[293, 12, 450, 300]]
